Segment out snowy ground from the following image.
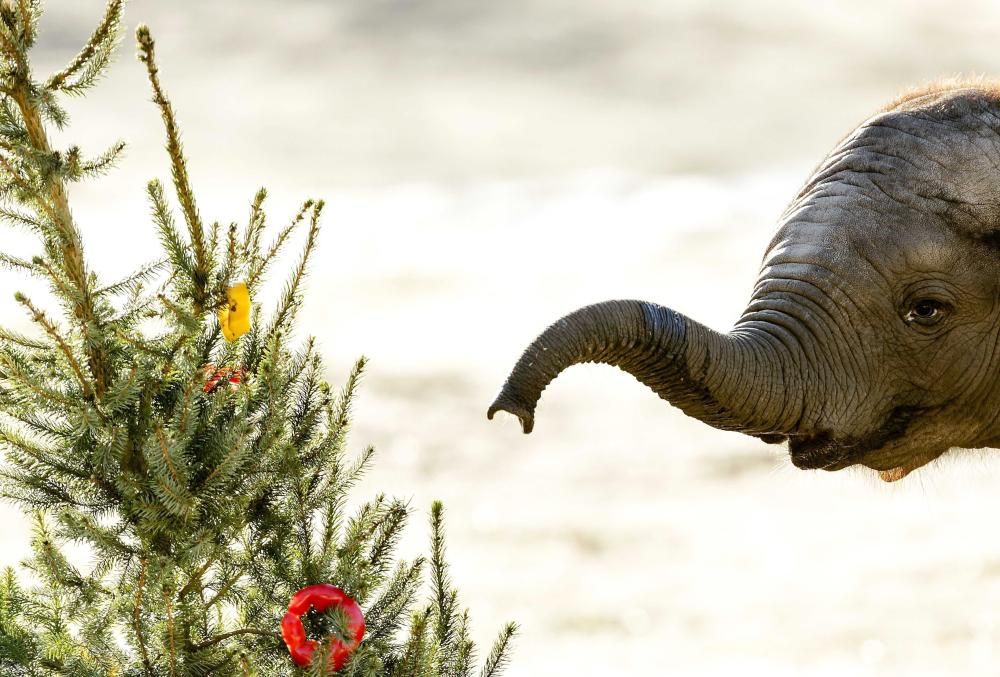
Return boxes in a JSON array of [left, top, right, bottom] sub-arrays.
[[3, 1, 1000, 674]]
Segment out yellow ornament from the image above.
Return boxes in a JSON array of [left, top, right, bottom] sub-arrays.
[[219, 282, 251, 341]]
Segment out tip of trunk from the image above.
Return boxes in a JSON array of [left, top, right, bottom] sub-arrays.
[[487, 393, 534, 434]]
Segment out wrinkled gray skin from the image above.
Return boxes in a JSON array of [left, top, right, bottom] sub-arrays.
[[489, 83, 1000, 482]]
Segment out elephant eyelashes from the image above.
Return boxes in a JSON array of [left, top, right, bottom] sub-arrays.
[[904, 299, 950, 326]]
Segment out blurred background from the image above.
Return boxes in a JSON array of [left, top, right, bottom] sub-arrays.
[[3, 1, 1000, 674]]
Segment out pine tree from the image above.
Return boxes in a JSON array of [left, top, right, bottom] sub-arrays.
[[0, 2, 515, 675]]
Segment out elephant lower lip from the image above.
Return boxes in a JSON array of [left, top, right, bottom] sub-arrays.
[[785, 406, 929, 473], [787, 434, 856, 471]]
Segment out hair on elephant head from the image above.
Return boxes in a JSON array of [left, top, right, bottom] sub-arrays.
[[489, 80, 1000, 483]]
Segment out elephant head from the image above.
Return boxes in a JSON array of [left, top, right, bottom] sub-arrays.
[[488, 81, 1000, 482]]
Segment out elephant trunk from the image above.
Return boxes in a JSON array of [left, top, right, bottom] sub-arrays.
[[487, 299, 801, 436]]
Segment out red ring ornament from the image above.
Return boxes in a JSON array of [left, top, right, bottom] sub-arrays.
[[281, 584, 365, 670]]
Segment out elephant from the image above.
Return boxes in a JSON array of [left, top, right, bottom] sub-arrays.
[[488, 81, 1000, 483]]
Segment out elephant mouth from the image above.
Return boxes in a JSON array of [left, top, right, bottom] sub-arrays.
[[784, 434, 927, 481], [757, 432, 859, 471], [776, 405, 935, 480], [785, 433, 858, 471]]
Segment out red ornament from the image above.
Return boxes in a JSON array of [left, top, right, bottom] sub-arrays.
[[281, 584, 365, 670], [203, 364, 245, 394]]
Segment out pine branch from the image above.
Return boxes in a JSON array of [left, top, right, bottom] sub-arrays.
[[216, 220, 238, 291], [147, 179, 195, 285], [430, 501, 456, 652], [94, 258, 165, 297], [242, 187, 267, 266], [198, 425, 250, 493], [3, 33, 110, 394], [0, 567, 38, 669], [479, 623, 517, 677], [0, 5, 26, 63], [14, 1, 40, 49], [14, 292, 93, 397], [393, 606, 433, 677], [246, 198, 312, 289], [0, 204, 44, 231], [154, 426, 182, 487], [0, 250, 34, 272], [452, 611, 475, 677], [0, 347, 78, 408], [45, 0, 122, 94], [67, 139, 125, 179], [0, 421, 89, 483], [136, 25, 210, 311], [142, 425, 195, 521], [364, 558, 425, 644], [265, 200, 323, 338], [368, 500, 408, 578], [132, 558, 153, 677], [0, 325, 46, 349], [192, 627, 282, 651], [162, 588, 178, 677]]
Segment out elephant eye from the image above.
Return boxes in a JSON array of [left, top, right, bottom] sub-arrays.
[[905, 299, 949, 326]]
